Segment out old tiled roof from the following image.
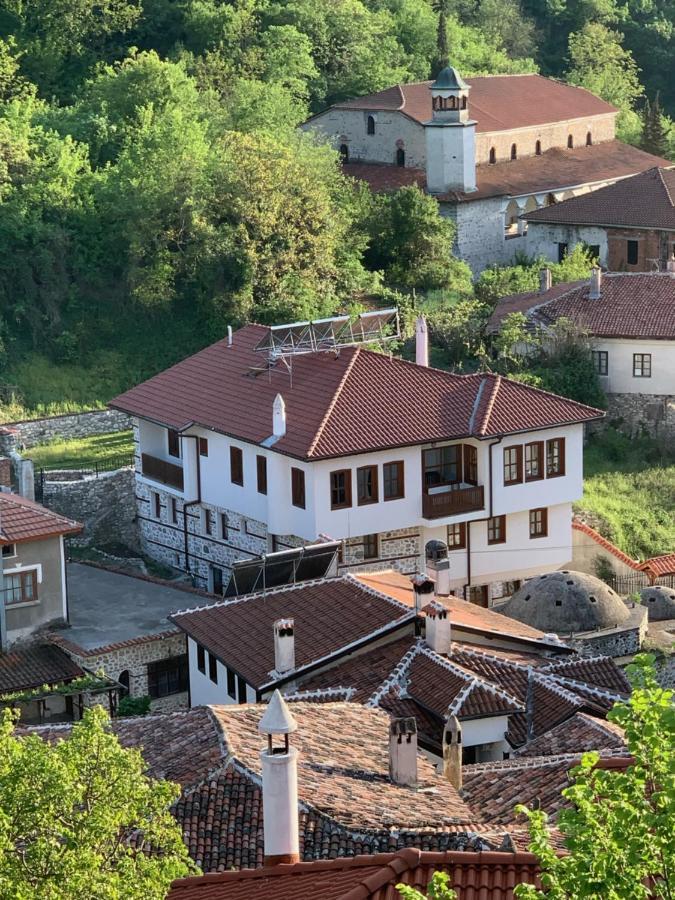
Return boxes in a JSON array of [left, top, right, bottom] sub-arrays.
[[329, 74, 616, 132], [0, 492, 82, 544], [524, 166, 675, 229], [167, 847, 542, 900], [111, 324, 602, 460], [344, 141, 669, 203], [491, 273, 675, 341], [515, 712, 625, 758], [486, 282, 586, 332], [538, 655, 630, 695], [639, 552, 675, 578], [572, 520, 642, 572], [171, 576, 415, 690], [0, 643, 84, 693]]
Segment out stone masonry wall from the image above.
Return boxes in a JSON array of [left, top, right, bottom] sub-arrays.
[[604, 392, 675, 440], [0, 409, 131, 450], [42, 467, 139, 550], [339, 527, 420, 576]]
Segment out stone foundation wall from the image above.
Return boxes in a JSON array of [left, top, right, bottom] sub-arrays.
[[0, 409, 131, 450], [569, 622, 645, 659], [42, 467, 138, 550], [603, 393, 675, 440], [339, 527, 420, 576]]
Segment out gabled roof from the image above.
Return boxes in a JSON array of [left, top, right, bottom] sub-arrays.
[[0, 643, 84, 693], [639, 552, 675, 579], [515, 711, 626, 758], [111, 324, 602, 460], [328, 74, 616, 132], [489, 273, 675, 341], [0, 492, 82, 544], [167, 847, 542, 900], [524, 166, 675, 229]]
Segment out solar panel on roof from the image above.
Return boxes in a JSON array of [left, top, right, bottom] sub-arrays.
[[224, 542, 341, 597]]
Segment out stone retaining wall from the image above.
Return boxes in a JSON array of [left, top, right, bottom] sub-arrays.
[[603, 393, 675, 440], [0, 409, 131, 450]]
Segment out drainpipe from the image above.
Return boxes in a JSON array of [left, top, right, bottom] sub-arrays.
[[181, 435, 202, 576]]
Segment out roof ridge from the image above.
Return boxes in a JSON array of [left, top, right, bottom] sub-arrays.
[[417, 644, 522, 710], [476, 374, 501, 436], [576, 711, 625, 739], [571, 519, 642, 569], [365, 640, 423, 708], [538, 653, 614, 673], [548, 673, 625, 703], [344, 571, 414, 613], [657, 165, 675, 207], [530, 670, 584, 705], [306, 348, 361, 457], [467, 375, 489, 434]]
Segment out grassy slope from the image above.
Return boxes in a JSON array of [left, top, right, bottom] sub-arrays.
[[26, 431, 134, 470], [575, 431, 675, 561]]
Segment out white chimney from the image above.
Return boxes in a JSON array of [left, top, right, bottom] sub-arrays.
[[425, 599, 452, 655], [259, 690, 300, 865], [274, 617, 295, 674], [227, 325, 233, 346], [589, 266, 602, 300], [273, 394, 286, 439], [415, 315, 429, 367], [410, 574, 435, 616], [539, 268, 552, 293], [389, 717, 418, 786], [667, 253, 675, 277], [442, 713, 462, 791]]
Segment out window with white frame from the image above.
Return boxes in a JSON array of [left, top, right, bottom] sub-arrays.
[[2, 570, 38, 605]]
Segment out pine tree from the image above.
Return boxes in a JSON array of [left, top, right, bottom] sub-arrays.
[[641, 92, 670, 157], [434, 1, 450, 74]]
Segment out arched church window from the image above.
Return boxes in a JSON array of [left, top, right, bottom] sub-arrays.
[[396, 147, 405, 167], [535, 140, 542, 156], [510, 143, 517, 160], [586, 131, 592, 146], [367, 115, 375, 135], [567, 134, 574, 148], [339, 143, 349, 163], [489, 147, 496, 164]]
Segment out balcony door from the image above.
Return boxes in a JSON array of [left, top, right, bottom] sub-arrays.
[[423, 446, 462, 489]]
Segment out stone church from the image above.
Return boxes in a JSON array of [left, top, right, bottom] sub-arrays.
[[304, 66, 670, 274]]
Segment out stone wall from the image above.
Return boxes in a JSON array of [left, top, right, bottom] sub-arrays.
[[0, 409, 131, 450], [339, 527, 420, 576], [475, 114, 616, 166], [42, 467, 139, 550], [604, 392, 675, 440]]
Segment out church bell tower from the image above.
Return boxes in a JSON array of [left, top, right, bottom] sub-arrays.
[[424, 65, 477, 194]]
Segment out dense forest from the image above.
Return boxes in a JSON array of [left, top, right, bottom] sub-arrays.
[[0, 0, 672, 413]]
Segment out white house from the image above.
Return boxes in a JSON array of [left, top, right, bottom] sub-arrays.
[[303, 67, 669, 274], [488, 270, 675, 438], [111, 315, 602, 606]]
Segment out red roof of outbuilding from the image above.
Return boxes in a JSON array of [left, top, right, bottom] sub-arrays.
[[0, 492, 82, 545], [639, 553, 675, 578], [111, 325, 602, 460]]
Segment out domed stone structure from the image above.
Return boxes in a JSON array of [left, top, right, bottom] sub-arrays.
[[500, 570, 630, 634], [640, 585, 675, 622]]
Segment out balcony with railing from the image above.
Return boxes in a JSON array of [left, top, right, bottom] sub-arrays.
[[422, 484, 485, 519], [141, 453, 184, 491]]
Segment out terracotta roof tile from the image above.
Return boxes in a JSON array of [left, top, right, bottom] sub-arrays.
[[0, 492, 82, 544], [639, 553, 675, 578], [0, 643, 84, 693], [515, 711, 626, 758], [111, 326, 602, 460], [538, 656, 630, 694], [524, 166, 675, 229]]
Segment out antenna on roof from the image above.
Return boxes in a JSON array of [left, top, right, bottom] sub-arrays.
[[252, 309, 400, 376]]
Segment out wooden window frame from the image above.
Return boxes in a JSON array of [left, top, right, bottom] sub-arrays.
[[503, 446, 523, 486], [546, 438, 566, 478], [487, 515, 506, 545], [167, 428, 181, 458], [447, 522, 466, 550], [197, 644, 206, 674], [463, 445, 478, 486], [330, 469, 352, 509], [633, 353, 651, 378], [357, 465, 378, 506], [383, 461, 404, 501], [226, 667, 236, 700], [147, 654, 188, 699], [592, 350, 608, 376], [524, 441, 544, 482], [208, 653, 218, 684], [230, 446, 244, 486], [198, 437, 209, 457], [529, 507, 548, 539], [363, 533, 379, 560], [2, 569, 38, 606], [423, 445, 463, 489], [291, 467, 306, 509], [256, 455, 267, 495]]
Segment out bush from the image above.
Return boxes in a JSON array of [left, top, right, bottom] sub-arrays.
[[118, 695, 151, 717]]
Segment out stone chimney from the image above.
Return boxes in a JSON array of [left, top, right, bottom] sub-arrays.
[[415, 315, 429, 367], [589, 266, 602, 300], [259, 690, 300, 865], [425, 599, 451, 655], [389, 717, 418, 786], [442, 713, 462, 791], [273, 394, 286, 439], [274, 618, 295, 675], [539, 268, 552, 293], [410, 574, 435, 616]]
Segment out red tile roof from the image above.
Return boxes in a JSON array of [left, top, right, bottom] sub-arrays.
[[171, 576, 415, 690], [490, 273, 675, 340], [0, 643, 84, 693], [639, 553, 675, 579], [572, 519, 642, 572], [330, 74, 616, 132], [110, 325, 602, 460], [524, 166, 675, 229], [168, 847, 542, 900], [345, 141, 669, 203], [0, 492, 82, 544], [515, 711, 625, 758]]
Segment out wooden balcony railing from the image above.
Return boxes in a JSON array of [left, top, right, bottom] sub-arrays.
[[141, 453, 184, 491], [422, 484, 484, 519]]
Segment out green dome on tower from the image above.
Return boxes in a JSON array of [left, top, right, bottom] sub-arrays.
[[431, 65, 468, 91]]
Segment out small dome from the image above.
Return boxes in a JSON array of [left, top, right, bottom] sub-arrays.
[[640, 585, 675, 622], [500, 571, 630, 634], [432, 65, 468, 91]]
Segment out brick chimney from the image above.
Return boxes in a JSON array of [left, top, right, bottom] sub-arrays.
[[258, 690, 300, 865], [539, 268, 552, 293], [415, 315, 429, 367], [443, 713, 462, 790], [273, 394, 286, 439], [389, 717, 418, 786], [589, 266, 602, 300], [274, 618, 295, 674], [425, 599, 451, 655]]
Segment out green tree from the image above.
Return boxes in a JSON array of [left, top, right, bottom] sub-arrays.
[[533, 318, 606, 409], [515, 654, 674, 900], [397, 871, 457, 899], [475, 245, 595, 307], [493, 311, 537, 372], [641, 93, 671, 158], [0, 705, 194, 899]]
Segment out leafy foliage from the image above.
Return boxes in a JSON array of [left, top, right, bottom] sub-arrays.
[[0, 705, 194, 898], [515, 654, 675, 900], [397, 871, 457, 899]]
